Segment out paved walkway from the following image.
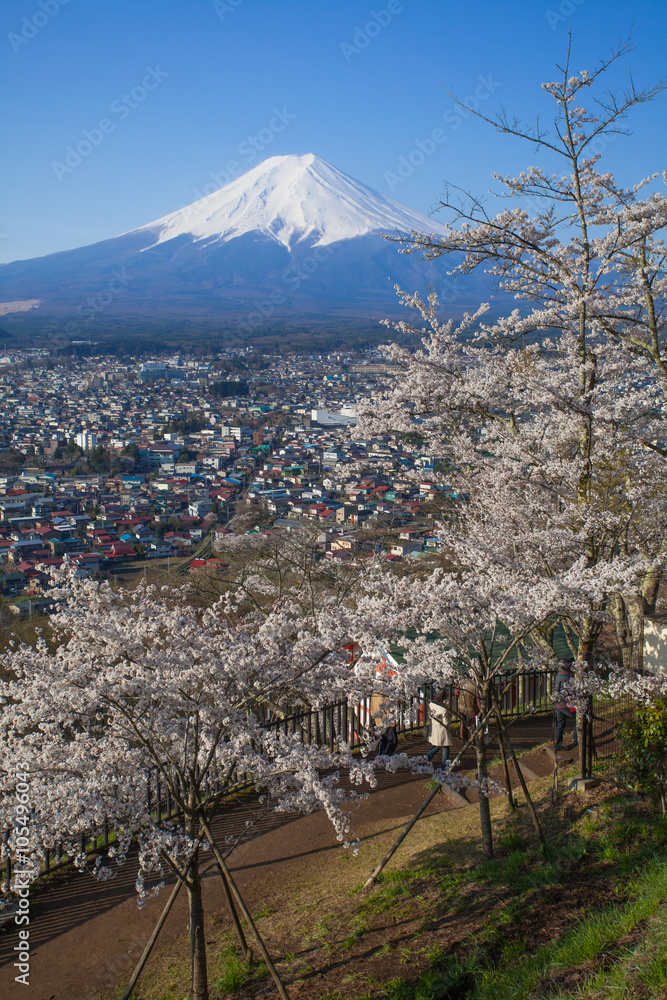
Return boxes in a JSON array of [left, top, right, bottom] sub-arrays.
[[0, 714, 570, 1000]]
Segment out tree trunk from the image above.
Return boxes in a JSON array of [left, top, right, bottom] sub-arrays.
[[613, 568, 661, 672], [199, 816, 291, 1000], [216, 864, 253, 963], [612, 592, 633, 670], [574, 638, 596, 776], [475, 733, 493, 858], [626, 567, 662, 669], [187, 846, 208, 1000], [503, 734, 547, 856]]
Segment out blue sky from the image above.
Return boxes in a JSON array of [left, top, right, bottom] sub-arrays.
[[1, 0, 666, 264]]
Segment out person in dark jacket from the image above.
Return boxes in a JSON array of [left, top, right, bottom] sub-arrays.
[[553, 662, 578, 751], [376, 723, 398, 757], [371, 691, 398, 758]]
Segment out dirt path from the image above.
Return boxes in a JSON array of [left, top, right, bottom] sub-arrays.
[[0, 716, 565, 1000]]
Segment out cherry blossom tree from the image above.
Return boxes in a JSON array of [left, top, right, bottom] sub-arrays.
[[363, 38, 667, 680], [356, 558, 558, 858], [360, 292, 666, 667], [0, 566, 468, 1000], [0, 572, 399, 1000]]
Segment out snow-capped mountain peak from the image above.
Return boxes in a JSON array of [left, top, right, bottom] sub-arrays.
[[133, 153, 447, 251], [1, 153, 491, 339]]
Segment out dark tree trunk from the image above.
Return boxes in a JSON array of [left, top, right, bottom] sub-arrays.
[[475, 733, 493, 858], [187, 845, 208, 1000], [575, 642, 596, 776], [121, 879, 182, 1000]]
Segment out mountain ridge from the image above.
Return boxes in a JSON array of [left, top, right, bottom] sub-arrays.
[[0, 154, 492, 343]]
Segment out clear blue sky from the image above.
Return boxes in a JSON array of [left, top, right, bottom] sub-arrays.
[[1, 0, 665, 264]]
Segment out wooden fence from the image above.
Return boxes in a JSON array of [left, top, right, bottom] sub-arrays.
[[583, 690, 637, 779]]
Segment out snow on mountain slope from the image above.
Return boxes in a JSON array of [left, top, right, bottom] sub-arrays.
[[131, 153, 449, 251], [0, 153, 498, 338]]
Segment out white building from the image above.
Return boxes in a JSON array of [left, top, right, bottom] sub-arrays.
[[642, 614, 667, 677], [220, 425, 252, 442], [311, 409, 357, 427], [75, 430, 97, 451]]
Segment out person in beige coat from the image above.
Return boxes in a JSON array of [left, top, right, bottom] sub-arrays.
[[426, 692, 453, 768]]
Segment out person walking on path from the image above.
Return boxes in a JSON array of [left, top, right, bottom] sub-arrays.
[[426, 691, 453, 768], [553, 661, 578, 751], [371, 690, 399, 758], [455, 676, 479, 741], [376, 722, 398, 757]]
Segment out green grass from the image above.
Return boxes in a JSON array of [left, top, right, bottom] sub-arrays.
[[348, 856, 667, 999], [344, 789, 667, 1000], [342, 913, 372, 949], [351, 956, 475, 999], [216, 948, 249, 993], [497, 828, 525, 851], [360, 875, 414, 915], [214, 945, 268, 995], [591, 911, 667, 999], [472, 857, 667, 1000]]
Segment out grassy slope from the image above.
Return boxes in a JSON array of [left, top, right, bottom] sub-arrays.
[[126, 764, 667, 1000]]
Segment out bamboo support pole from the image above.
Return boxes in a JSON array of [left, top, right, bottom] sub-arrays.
[[199, 816, 290, 1000], [493, 703, 547, 856], [121, 879, 182, 1000]]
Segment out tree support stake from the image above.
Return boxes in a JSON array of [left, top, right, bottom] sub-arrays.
[[200, 816, 290, 1000]]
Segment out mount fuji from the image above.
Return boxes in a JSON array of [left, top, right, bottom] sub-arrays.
[[0, 154, 491, 343]]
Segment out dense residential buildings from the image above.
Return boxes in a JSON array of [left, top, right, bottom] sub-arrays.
[[0, 346, 448, 608]]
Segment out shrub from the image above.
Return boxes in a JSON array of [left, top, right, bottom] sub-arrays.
[[616, 697, 667, 816]]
